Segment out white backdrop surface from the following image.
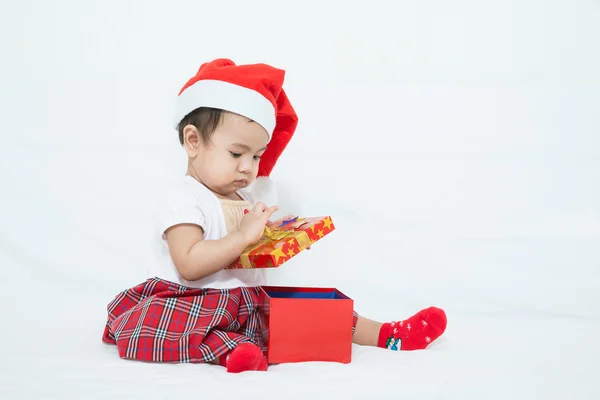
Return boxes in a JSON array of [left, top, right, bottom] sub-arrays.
[[1, 0, 599, 399]]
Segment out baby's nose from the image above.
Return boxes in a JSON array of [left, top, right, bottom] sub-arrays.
[[238, 162, 252, 173]]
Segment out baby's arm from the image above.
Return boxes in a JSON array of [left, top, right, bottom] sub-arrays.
[[165, 224, 249, 281], [165, 202, 279, 281]]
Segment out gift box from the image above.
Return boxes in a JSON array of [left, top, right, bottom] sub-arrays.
[[257, 286, 354, 364], [225, 216, 335, 269]]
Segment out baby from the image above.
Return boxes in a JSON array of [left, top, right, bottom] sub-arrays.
[[102, 58, 447, 373]]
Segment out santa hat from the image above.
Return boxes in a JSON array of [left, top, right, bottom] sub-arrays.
[[173, 58, 298, 205]]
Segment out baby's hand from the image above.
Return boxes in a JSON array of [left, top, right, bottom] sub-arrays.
[[239, 202, 279, 244], [266, 214, 298, 228]]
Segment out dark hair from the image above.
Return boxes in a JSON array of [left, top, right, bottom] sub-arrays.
[[177, 107, 225, 145]]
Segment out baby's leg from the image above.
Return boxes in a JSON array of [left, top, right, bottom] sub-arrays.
[[353, 316, 383, 346], [353, 307, 447, 351]]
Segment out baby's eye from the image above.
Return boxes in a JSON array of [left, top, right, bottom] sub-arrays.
[[230, 152, 241, 158], [253, 156, 261, 161]]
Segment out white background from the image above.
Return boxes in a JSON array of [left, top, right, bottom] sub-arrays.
[[1, 0, 599, 399]]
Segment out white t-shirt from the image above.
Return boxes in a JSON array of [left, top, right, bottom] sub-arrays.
[[147, 175, 267, 289]]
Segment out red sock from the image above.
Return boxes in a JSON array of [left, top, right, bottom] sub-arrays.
[[219, 342, 268, 373], [377, 306, 447, 351]]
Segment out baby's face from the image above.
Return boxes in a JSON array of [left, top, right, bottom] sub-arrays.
[[192, 112, 269, 197]]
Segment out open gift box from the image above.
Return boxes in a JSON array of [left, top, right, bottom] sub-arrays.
[[257, 286, 354, 364]]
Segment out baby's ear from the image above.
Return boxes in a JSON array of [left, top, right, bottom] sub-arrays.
[[182, 125, 201, 155]]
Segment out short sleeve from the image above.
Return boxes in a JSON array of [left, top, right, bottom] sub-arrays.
[[156, 186, 208, 239]]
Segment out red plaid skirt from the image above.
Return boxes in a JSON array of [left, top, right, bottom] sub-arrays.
[[102, 277, 265, 363], [103, 277, 360, 364]]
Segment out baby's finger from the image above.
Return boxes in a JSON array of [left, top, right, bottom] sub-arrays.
[[263, 205, 280, 220], [252, 201, 267, 213]]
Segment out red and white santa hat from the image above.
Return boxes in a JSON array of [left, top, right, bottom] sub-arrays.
[[173, 58, 298, 205]]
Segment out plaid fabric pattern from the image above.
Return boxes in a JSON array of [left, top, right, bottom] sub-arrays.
[[102, 278, 264, 363], [103, 278, 361, 364]]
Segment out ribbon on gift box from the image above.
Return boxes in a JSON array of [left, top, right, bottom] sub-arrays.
[[238, 219, 313, 269]]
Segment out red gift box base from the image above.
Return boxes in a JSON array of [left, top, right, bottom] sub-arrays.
[[258, 286, 354, 364]]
